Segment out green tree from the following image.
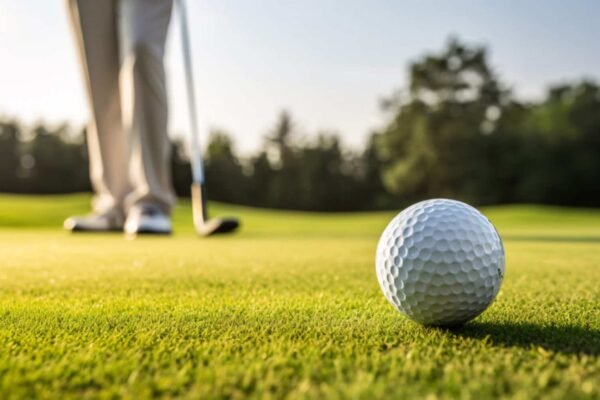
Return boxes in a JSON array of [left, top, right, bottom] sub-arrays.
[[295, 134, 357, 211], [359, 133, 393, 209], [263, 111, 304, 209], [20, 124, 89, 194], [204, 130, 247, 204], [378, 38, 511, 204], [170, 138, 192, 197], [0, 120, 22, 192], [516, 81, 600, 205], [246, 151, 274, 208]]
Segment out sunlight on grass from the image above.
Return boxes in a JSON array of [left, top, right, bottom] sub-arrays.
[[0, 195, 598, 398]]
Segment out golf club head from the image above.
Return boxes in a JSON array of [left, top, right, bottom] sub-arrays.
[[191, 183, 241, 236], [196, 217, 240, 236]]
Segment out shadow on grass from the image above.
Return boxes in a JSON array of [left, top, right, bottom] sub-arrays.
[[448, 321, 600, 355], [504, 235, 600, 243]]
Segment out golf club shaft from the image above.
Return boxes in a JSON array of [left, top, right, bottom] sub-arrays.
[[177, 0, 204, 185], [177, 0, 240, 235], [191, 182, 208, 223]]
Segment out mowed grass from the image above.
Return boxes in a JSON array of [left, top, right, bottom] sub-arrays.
[[0, 194, 598, 399]]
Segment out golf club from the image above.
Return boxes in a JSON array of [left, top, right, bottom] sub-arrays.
[[177, 0, 240, 236]]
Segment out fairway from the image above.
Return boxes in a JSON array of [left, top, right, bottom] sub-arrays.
[[0, 195, 598, 399]]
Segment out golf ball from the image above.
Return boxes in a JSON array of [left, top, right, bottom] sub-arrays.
[[376, 199, 505, 326]]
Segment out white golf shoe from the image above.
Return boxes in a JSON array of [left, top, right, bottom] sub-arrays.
[[64, 209, 124, 232], [124, 205, 172, 236]]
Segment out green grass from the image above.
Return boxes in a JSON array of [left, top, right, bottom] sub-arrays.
[[0, 194, 598, 399]]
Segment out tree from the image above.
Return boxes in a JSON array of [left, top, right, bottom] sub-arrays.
[[19, 124, 90, 194], [262, 111, 304, 209], [295, 134, 357, 211], [204, 130, 247, 204], [246, 151, 274, 208], [516, 81, 600, 206], [0, 120, 22, 192], [377, 38, 511, 204], [359, 133, 393, 209], [170, 138, 192, 197]]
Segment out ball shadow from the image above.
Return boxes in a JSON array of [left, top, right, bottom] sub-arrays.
[[444, 321, 600, 356]]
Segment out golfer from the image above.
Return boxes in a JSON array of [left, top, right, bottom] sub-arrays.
[[64, 0, 176, 235]]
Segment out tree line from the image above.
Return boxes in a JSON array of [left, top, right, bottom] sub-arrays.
[[1, 38, 599, 210]]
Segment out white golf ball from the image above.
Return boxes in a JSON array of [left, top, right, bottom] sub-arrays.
[[376, 199, 505, 326]]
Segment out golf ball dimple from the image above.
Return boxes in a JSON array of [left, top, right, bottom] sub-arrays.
[[376, 199, 505, 326]]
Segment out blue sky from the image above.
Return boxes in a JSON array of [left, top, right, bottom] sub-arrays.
[[0, 0, 599, 153]]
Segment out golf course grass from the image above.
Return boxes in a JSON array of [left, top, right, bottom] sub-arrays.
[[0, 194, 598, 399]]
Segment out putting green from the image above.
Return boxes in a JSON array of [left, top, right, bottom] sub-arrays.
[[0, 195, 598, 399]]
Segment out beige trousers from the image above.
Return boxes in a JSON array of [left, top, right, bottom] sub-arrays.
[[66, 0, 176, 216]]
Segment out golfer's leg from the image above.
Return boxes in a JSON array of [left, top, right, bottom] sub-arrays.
[[118, 0, 176, 214], [65, 0, 130, 216]]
